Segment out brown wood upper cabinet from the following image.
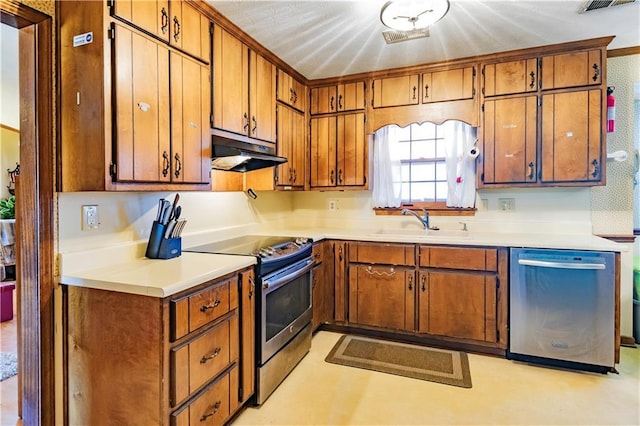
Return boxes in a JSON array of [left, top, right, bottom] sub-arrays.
[[110, 0, 210, 63], [422, 67, 475, 103], [310, 82, 365, 114], [277, 69, 306, 113], [541, 89, 602, 183], [310, 113, 367, 189], [213, 26, 276, 143], [541, 49, 602, 90], [276, 104, 306, 188], [59, 1, 211, 191], [372, 74, 420, 108], [483, 59, 538, 97]]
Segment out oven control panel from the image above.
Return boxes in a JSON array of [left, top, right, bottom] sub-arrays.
[[253, 237, 312, 260]]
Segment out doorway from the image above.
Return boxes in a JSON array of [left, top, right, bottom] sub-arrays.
[[0, 2, 56, 425]]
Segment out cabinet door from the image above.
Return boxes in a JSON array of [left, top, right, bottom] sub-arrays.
[[169, 0, 210, 62], [249, 51, 276, 143], [277, 69, 306, 112], [483, 59, 538, 97], [275, 104, 304, 187], [170, 52, 210, 184], [111, 0, 170, 41], [312, 263, 325, 331], [372, 75, 419, 108], [334, 241, 347, 322], [213, 26, 249, 136], [541, 50, 602, 90], [337, 82, 365, 111], [422, 67, 474, 103], [482, 96, 537, 184], [541, 90, 602, 183], [336, 113, 366, 187], [349, 265, 414, 331], [310, 86, 337, 115], [239, 269, 255, 405], [113, 24, 170, 183], [310, 116, 337, 188], [291, 108, 306, 187], [418, 271, 497, 342]]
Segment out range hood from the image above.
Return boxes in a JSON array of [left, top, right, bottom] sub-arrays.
[[211, 129, 287, 172]]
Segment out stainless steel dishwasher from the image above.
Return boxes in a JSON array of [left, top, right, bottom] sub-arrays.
[[508, 248, 616, 373]]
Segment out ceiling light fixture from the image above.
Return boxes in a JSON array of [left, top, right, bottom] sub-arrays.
[[380, 0, 450, 32]]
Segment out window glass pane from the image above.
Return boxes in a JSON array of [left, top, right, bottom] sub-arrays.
[[435, 162, 447, 180], [395, 125, 411, 141], [397, 141, 411, 159], [435, 139, 447, 158], [400, 185, 411, 201], [413, 182, 435, 201], [412, 122, 436, 140], [401, 164, 410, 181], [412, 163, 435, 181], [435, 182, 448, 201], [412, 139, 435, 159]]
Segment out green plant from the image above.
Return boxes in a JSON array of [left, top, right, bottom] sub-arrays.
[[0, 195, 15, 219]]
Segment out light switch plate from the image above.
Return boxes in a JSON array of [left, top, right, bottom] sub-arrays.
[[498, 198, 515, 212]]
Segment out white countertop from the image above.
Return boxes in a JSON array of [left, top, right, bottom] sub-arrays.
[[59, 227, 625, 298], [60, 252, 255, 298]]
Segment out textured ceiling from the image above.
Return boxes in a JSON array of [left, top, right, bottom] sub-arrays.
[[207, 0, 640, 80]]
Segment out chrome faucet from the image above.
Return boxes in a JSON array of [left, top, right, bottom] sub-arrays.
[[401, 208, 429, 230]]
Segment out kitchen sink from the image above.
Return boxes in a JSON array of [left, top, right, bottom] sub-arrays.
[[372, 228, 470, 239]]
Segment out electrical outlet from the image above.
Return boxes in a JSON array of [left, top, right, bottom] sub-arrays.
[[498, 198, 515, 212], [82, 205, 100, 230], [328, 200, 338, 211]]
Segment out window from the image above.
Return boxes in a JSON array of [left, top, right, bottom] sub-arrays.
[[372, 120, 477, 212], [395, 122, 448, 203]]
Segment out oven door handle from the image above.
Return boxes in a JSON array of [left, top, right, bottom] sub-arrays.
[[263, 259, 314, 293], [518, 259, 605, 270]]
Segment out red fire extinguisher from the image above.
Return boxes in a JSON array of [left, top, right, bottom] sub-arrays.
[[607, 86, 615, 133]]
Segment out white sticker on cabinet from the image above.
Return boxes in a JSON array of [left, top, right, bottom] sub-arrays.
[[73, 32, 93, 47]]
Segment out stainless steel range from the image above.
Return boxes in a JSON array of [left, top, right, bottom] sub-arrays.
[[185, 235, 314, 404]]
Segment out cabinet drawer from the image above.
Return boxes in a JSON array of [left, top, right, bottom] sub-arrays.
[[171, 366, 235, 426], [171, 316, 239, 407], [541, 49, 602, 90], [171, 277, 238, 340], [419, 246, 497, 271], [349, 242, 415, 266]]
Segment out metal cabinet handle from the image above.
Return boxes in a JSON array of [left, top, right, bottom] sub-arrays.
[[200, 299, 221, 312], [161, 8, 168, 34], [292, 168, 297, 182], [330, 96, 334, 111], [412, 86, 417, 100], [421, 274, 427, 292], [528, 162, 535, 180], [251, 116, 257, 135], [289, 88, 295, 103], [424, 84, 429, 99], [200, 401, 221, 422], [591, 159, 600, 178], [338, 245, 343, 262], [200, 347, 221, 363], [162, 151, 170, 177], [330, 169, 335, 185], [338, 94, 343, 110], [592, 64, 600, 82], [243, 113, 249, 132], [248, 276, 254, 299], [338, 169, 343, 184], [529, 71, 535, 89], [365, 265, 395, 277], [172, 16, 180, 42], [408, 274, 413, 291], [174, 153, 181, 178]]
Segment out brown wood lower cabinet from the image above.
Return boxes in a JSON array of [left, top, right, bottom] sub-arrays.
[[341, 242, 508, 351], [312, 241, 334, 330], [64, 267, 255, 425]]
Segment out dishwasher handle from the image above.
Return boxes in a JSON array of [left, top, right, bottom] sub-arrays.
[[518, 258, 606, 270]]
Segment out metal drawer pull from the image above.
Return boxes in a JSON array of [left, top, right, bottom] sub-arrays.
[[365, 266, 395, 277], [200, 401, 221, 421], [200, 347, 221, 363], [200, 299, 221, 312]]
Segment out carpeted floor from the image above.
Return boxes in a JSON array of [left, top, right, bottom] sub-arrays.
[[325, 334, 472, 388], [0, 352, 17, 381]]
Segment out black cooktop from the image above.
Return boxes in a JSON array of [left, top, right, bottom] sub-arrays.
[[185, 235, 305, 257]]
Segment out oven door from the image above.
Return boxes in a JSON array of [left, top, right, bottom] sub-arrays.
[[260, 256, 313, 364]]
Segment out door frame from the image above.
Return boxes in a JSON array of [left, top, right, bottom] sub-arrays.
[[1, 1, 55, 425]]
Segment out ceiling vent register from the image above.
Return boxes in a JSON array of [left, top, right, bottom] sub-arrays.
[[382, 28, 430, 44], [578, 0, 636, 12]]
